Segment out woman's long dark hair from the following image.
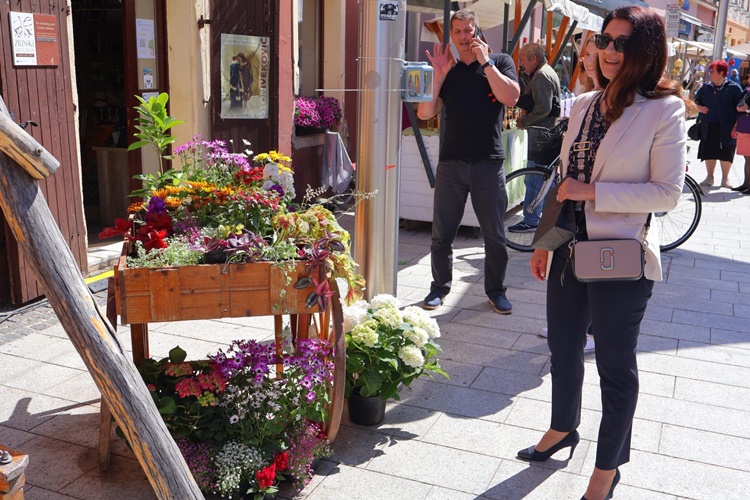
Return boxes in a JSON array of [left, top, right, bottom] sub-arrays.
[[595, 6, 681, 122]]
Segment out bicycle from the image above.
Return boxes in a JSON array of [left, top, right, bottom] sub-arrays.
[[503, 158, 702, 253]]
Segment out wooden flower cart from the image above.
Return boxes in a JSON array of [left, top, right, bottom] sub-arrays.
[[98, 241, 346, 470]]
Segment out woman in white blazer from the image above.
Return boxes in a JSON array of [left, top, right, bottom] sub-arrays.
[[520, 7, 687, 500]]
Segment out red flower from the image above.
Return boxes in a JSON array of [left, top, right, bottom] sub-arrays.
[[98, 218, 133, 239], [145, 210, 173, 232], [175, 377, 202, 399], [256, 464, 276, 489], [144, 229, 169, 251], [273, 451, 288, 472]]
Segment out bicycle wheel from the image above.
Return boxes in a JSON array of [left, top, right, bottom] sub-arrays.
[[504, 166, 555, 252], [655, 174, 702, 252]]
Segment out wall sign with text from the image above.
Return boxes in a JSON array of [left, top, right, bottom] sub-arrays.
[[9, 11, 59, 67]]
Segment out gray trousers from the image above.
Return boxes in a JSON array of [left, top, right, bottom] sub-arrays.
[[430, 158, 509, 298]]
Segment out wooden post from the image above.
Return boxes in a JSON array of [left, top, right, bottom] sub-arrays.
[[545, 10, 553, 57], [0, 98, 202, 498], [550, 16, 571, 68], [0, 445, 28, 500], [513, 0, 523, 66]]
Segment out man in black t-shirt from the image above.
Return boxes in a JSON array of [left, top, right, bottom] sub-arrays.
[[417, 9, 520, 314]]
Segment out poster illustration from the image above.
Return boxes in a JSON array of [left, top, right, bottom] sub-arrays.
[[136, 18, 155, 59], [220, 34, 269, 120]]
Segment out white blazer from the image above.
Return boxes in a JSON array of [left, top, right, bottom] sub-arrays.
[[558, 91, 687, 281]]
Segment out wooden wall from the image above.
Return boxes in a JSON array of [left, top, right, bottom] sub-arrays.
[[0, 1, 86, 304], [210, 0, 278, 153]]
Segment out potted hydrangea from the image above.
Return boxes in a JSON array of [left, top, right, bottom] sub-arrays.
[[342, 294, 448, 425]]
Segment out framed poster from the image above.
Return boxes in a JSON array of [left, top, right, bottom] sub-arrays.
[[220, 34, 269, 120], [9, 11, 59, 67]]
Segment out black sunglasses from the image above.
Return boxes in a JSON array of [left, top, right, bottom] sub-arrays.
[[593, 33, 629, 53]]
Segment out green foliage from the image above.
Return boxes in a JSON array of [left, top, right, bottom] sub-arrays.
[[125, 239, 203, 268], [128, 92, 184, 178]]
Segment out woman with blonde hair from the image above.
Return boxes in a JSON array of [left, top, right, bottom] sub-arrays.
[[580, 35, 603, 92]]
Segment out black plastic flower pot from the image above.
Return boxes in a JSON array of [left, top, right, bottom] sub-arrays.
[[202, 249, 228, 264], [347, 390, 386, 426]]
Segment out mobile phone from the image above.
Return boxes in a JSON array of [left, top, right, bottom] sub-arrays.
[[474, 26, 483, 39]]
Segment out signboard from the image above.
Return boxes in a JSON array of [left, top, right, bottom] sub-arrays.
[[666, 5, 680, 38], [9, 11, 59, 66]]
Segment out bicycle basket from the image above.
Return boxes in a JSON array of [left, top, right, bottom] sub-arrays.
[[527, 120, 568, 166]]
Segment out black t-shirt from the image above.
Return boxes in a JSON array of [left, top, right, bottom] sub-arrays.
[[439, 53, 518, 161]]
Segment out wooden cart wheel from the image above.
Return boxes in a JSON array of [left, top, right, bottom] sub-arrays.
[[286, 282, 345, 442], [323, 282, 346, 442]]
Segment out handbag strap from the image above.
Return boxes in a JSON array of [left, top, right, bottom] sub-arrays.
[[571, 93, 601, 184]]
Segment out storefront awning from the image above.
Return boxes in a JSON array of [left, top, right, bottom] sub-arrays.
[[680, 12, 702, 26]]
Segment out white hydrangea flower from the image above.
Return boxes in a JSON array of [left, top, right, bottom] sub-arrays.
[[343, 300, 369, 332], [405, 326, 429, 348], [263, 162, 280, 180], [262, 179, 275, 191], [373, 305, 403, 330], [402, 306, 441, 339], [398, 344, 425, 368], [351, 321, 379, 347], [370, 294, 399, 310]]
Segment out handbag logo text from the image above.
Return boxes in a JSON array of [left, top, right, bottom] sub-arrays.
[[600, 247, 615, 271]]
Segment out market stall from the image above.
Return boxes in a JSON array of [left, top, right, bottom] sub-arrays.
[[399, 117, 527, 229]]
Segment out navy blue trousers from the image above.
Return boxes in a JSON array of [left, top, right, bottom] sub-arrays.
[[546, 244, 654, 469]]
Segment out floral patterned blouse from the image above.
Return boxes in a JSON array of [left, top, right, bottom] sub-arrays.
[[566, 93, 610, 183]]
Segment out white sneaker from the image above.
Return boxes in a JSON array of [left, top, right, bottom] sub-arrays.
[[584, 334, 595, 352], [538, 328, 548, 338]]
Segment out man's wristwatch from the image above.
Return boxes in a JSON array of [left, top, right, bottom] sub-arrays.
[[482, 59, 494, 70]]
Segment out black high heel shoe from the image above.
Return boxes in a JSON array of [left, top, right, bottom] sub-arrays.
[[517, 430, 580, 461], [580, 468, 621, 500]]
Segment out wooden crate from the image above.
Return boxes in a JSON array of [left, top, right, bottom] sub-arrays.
[[114, 243, 321, 325]]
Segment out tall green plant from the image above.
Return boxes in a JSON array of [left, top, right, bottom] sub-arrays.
[[128, 92, 184, 197]]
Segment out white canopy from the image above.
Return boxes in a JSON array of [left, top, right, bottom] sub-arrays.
[[672, 38, 749, 59], [414, 0, 603, 33]]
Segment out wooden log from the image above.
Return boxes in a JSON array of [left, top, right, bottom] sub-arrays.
[[0, 109, 201, 497], [0, 110, 59, 180]]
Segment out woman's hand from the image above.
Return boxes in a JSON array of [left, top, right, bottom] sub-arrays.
[[732, 126, 738, 140], [696, 105, 709, 114], [737, 102, 749, 113], [556, 177, 595, 202], [530, 249, 549, 281]]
